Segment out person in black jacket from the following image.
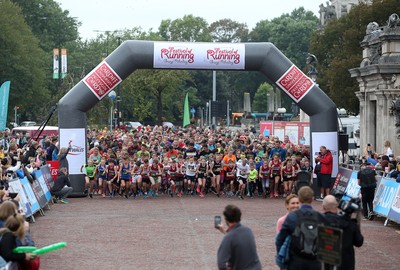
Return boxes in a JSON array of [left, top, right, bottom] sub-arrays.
[[51, 168, 73, 203], [357, 163, 377, 220], [0, 214, 36, 266], [322, 195, 364, 270]]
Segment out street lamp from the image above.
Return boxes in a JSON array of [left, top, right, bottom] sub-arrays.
[[108, 90, 116, 130]]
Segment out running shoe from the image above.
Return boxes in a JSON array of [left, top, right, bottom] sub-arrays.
[[59, 198, 69, 204], [83, 189, 88, 196], [124, 194, 128, 199], [269, 193, 274, 199], [177, 192, 183, 197], [89, 193, 93, 198], [143, 192, 148, 199], [274, 192, 279, 198], [196, 186, 200, 193], [170, 191, 173, 198], [239, 195, 244, 200], [199, 192, 204, 198], [283, 193, 288, 198]]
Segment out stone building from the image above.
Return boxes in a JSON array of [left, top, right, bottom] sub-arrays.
[[319, 0, 371, 27], [349, 14, 400, 157]]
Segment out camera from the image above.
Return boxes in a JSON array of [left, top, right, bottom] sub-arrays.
[[338, 195, 361, 215]]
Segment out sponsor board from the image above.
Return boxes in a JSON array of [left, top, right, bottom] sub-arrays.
[[154, 42, 245, 69], [332, 167, 352, 194], [59, 128, 86, 175], [387, 184, 400, 223], [373, 178, 398, 217], [276, 65, 314, 102], [83, 62, 122, 99]]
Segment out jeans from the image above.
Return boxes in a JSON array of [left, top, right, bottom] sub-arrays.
[[52, 186, 73, 199]]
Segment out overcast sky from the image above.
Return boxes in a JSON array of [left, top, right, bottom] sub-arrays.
[[57, 0, 321, 40]]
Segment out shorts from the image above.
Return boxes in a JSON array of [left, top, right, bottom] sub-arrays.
[[185, 175, 196, 182], [107, 175, 116, 181], [142, 176, 151, 185], [198, 173, 205, 179], [237, 177, 247, 184], [212, 171, 220, 176], [87, 176, 95, 181], [131, 175, 141, 183], [317, 173, 332, 189], [97, 174, 106, 180], [282, 176, 293, 182]]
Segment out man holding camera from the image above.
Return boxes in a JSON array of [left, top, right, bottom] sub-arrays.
[[215, 204, 261, 270], [357, 163, 377, 220], [322, 195, 364, 270]]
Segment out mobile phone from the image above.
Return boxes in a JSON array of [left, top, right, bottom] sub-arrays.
[[214, 215, 222, 228], [9, 192, 18, 199]]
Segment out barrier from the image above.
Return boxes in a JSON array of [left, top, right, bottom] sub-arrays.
[[7, 165, 55, 221], [334, 166, 400, 226]]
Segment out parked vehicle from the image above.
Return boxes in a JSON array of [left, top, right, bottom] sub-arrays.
[[124, 121, 143, 130], [11, 126, 58, 141], [19, 121, 37, 127]]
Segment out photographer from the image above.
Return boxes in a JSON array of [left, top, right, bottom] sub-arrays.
[[322, 195, 364, 270], [216, 205, 261, 270]]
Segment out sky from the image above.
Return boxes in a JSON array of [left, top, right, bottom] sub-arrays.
[[57, 0, 321, 40]]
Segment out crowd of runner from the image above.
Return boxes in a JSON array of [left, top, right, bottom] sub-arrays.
[[78, 125, 313, 200]]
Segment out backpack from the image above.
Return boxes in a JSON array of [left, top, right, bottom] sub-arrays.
[[291, 210, 321, 259], [359, 167, 376, 188]]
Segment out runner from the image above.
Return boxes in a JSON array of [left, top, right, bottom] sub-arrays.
[[196, 156, 208, 198], [184, 156, 197, 196], [81, 159, 96, 198], [106, 156, 119, 198], [96, 157, 107, 197], [258, 157, 270, 198], [236, 158, 250, 200], [269, 153, 282, 198], [118, 154, 131, 199], [281, 158, 295, 198]]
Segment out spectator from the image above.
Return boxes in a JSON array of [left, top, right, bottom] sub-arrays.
[[276, 186, 325, 270], [276, 194, 300, 233], [0, 214, 37, 268], [216, 205, 261, 270]]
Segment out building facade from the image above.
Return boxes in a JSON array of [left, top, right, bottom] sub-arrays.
[[349, 14, 400, 157]]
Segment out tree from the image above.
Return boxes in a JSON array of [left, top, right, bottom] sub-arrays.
[[209, 19, 249, 42], [158, 15, 211, 42], [253, 83, 274, 112], [309, 0, 399, 114], [0, 0, 49, 123]]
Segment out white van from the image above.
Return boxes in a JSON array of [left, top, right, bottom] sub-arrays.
[[11, 126, 58, 141]]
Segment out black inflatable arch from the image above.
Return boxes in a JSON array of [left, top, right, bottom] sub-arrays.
[[58, 41, 338, 196]]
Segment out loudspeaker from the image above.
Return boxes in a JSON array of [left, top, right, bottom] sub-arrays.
[[338, 133, 349, 151]]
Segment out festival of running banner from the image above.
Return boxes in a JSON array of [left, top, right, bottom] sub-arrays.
[[34, 170, 52, 202], [8, 178, 33, 217], [373, 178, 399, 217], [387, 184, 400, 224]]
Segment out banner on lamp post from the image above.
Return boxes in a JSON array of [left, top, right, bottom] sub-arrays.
[[53, 48, 59, 79], [61, 48, 67, 79], [0, 81, 10, 130]]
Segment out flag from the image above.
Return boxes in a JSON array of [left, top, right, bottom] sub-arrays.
[[0, 81, 10, 130], [183, 92, 190, 127]]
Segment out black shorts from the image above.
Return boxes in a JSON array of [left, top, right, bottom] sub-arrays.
[[198, 173, 205, 179], [237, 177, 247, 184], [282, 176, 293, 182], [185, 175, 196, 182], [212, 171, 220, 176], [142, 177, 151, 185], [317, 173, 332, 189]]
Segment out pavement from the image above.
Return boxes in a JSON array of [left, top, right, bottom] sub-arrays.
[[30, 194, 400, 270]]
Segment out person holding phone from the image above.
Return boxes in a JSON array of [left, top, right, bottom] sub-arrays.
[[215, 205, 261, 270]]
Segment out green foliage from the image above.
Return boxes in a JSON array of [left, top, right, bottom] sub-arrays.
[[158, 15, 211, 42], [209, 19, 249, 42], [309, 0, 399, 114], [253, 83, 273, 112], [0, 0, 49, 123]]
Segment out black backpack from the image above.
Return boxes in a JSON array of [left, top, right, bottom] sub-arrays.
[[359, 167, 376, 188], [291, 210, 322, 259]]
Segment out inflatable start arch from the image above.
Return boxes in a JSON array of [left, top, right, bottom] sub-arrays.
[[58, 41, 338, 196]]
